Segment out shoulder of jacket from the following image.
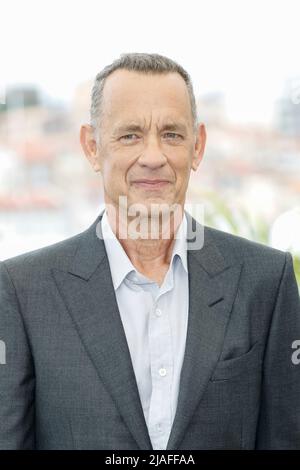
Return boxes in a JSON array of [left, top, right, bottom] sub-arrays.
[[203, 224, 287, 267], [1, 230, 86, 278]]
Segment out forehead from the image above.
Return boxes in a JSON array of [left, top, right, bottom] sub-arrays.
[[100, 69, 192, 122]]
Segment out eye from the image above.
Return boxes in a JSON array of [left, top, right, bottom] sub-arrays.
[[163, 132, 182, 139], [120, 134, 140, 141]]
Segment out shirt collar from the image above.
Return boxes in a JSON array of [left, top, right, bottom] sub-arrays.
[[101, 208, 188, 291]]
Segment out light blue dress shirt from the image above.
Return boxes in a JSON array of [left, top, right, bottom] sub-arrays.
[[101, 209, 189, 450]]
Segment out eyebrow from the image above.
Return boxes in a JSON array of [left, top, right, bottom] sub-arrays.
[[113, 124, 144, 135], [160, 122, 188, 133], [112, 121, 188, 135]]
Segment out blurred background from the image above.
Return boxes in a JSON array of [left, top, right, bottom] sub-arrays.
[[0, 0, 299, 289]]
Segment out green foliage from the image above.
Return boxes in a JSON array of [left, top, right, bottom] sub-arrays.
[[292, 256, 300, 292]]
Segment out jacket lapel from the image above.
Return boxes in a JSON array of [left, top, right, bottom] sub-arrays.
[[166, 211, 243, 449], [51, 210, 153, 450]]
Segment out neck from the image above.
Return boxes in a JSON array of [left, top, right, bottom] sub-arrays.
[[105, 204, 184, 274]]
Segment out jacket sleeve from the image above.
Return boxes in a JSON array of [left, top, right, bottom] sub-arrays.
[[0, 261, 35, 449], [255, 251, 300, 449]]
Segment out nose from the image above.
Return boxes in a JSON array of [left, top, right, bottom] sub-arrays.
[[137, 135, 167, 169]]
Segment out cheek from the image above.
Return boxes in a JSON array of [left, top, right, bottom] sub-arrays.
[[101, 149, 119, 175], [105, 146, 143, 177], [172, 150, 193, 177], [102, 157, 130, 186]]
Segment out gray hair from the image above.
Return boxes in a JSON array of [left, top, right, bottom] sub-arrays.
[[90, 52, 198, 136]]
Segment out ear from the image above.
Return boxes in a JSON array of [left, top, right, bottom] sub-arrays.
[[191, 123, 206, 172], [80, 124, 102, 172]]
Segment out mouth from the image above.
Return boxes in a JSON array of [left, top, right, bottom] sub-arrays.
[[132, 179, 170, 190]]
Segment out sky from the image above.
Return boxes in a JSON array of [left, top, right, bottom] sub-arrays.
[[1, 0, 300, 125]]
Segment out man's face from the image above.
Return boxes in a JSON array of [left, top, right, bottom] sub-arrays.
[[90, 70, 205, 213]]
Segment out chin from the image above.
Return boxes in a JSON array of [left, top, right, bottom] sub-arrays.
[[131, 198, 178, 216]]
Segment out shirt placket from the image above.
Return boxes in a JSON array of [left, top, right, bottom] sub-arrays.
[[147, 283, 174, 450]]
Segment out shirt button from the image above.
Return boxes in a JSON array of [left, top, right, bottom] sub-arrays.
[[156, 423, 162, 431], [159, 368, 167, 377], [155, 308, 162, 317]]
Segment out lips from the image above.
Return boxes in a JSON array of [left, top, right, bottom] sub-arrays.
[[132, 179, 170, 189], [134, 179, 168, 184]]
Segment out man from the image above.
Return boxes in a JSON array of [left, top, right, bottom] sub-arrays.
[[0, 53, 300, 450]]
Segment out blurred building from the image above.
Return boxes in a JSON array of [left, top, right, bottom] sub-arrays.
[[275, 78, 300, 137]]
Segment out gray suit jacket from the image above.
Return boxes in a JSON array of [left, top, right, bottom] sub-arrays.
[[1, 210, 300, 450]]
